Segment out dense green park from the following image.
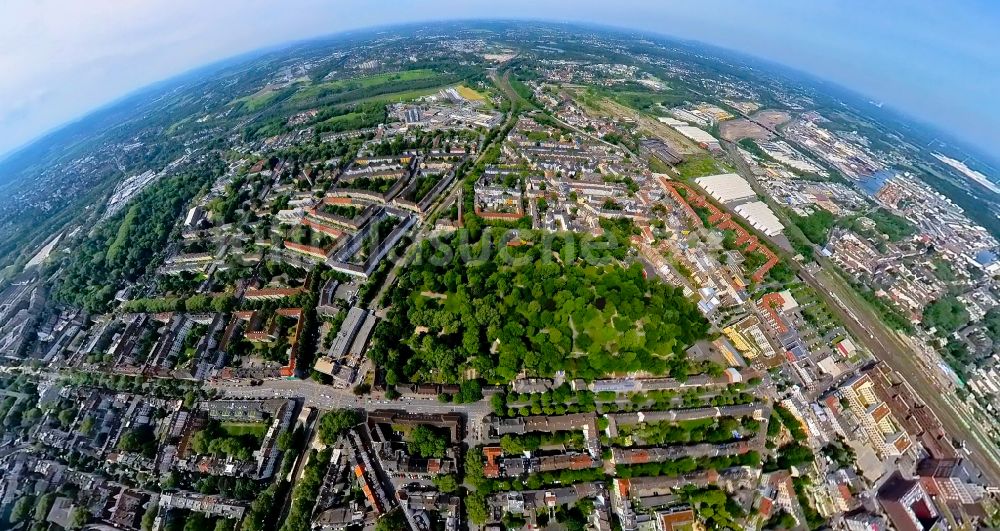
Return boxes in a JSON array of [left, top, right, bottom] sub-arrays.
[[368, 228, 709, 385]]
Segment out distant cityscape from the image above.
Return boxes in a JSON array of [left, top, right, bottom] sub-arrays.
[[0, 20, 999, 531]]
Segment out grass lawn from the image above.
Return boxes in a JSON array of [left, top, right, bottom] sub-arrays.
[[675, 155, 724, 179], [234, 87, 288, 112], [313, 111, 386, 132], [576, 90, 604, 112], [605, 90, 665, 111], [355, 69, 438, 87], [355, 86, 448, 105], [455, 84, 486, 101], [243, 92, 277, 111], [292, 69, 438, 102], [221, 421, 268, 439], [316, 111, 363, 126], [648, 156, 672, 174]]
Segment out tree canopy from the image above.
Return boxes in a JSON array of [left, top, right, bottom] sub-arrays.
[[923, 296, 969, 337], [374, 509, 407, 531], [406, 425, 449, 458], [368, 228, 708, 385], [54, 157, 224, 312], [317, 409, 362, 445], [189, 421, 261, 461], [790, 209, 835, 246]]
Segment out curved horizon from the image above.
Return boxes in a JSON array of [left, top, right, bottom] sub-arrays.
[[3, 18, 974, 166], [1, 1, 998, 167]]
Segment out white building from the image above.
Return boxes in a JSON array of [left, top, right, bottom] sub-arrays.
[[674, 125, 720, 149], [734, 201, 784, 236], [695, 173, 757, 204]]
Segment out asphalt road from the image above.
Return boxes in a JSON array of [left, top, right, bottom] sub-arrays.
[[211, 378, 491, 417]]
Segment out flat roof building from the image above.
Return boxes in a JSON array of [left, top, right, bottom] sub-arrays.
[[734, 201, 784, 236], [877, 473, 943, 531], [674, 125, 721, 149], [695, 173, 757, 204], [836, 373, 913, 458], [328, 307, 368, 359], [916, 458, 986, 504]]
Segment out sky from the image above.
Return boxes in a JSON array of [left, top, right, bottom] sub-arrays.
[[1, 0, 998, 159]]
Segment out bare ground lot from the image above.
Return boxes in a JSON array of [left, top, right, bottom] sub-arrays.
[[720, 119, 771, 142], [751, 109, 792, 130]]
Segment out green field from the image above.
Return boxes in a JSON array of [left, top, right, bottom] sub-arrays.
[[675, 155, 724, 179], [585, 85, 698, 113], [292, 69, 439, 102], [234, 86, 292, 111], [353, 85, 448, 105], [315, 111, 369, 129], [456, 84, 486, 101], [220, 421, 268, 439]]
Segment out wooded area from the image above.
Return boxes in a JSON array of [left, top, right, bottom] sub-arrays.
[[367, 227, 709, 385]]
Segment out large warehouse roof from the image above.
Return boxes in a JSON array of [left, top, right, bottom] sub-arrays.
[[695, 173, 757, 204], [734, 201, 784, 236], [674, 125, 720, 146]]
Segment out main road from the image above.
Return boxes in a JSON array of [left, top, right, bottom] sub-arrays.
[[209, 377, 492, 417]]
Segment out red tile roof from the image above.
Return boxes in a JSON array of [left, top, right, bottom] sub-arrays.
[[758, 497, 773, 517]]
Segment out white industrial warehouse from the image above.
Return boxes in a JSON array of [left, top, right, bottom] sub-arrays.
[[674, 125, 721, 149], [734, 201, 785, 236], [695, 173, 757, 204]]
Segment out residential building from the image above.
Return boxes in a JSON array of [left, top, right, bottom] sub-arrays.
[[877, 473, 943, 531], [916, 458, 986, 504]]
